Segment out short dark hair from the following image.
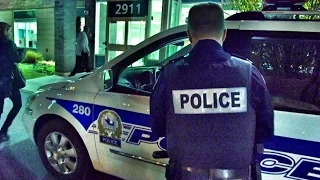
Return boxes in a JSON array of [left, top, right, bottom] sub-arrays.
[[0, 22, 11, 37], [187, 2, 225, 38]]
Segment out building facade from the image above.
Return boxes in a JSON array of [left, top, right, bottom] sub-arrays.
[[0, 0, 236, 74]]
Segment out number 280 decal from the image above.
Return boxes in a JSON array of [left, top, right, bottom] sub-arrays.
[[72, 104, 91, 116]]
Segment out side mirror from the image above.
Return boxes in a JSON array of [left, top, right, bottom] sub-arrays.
[[172, 41, 184, 47], [153, 151, 169, 159], [99, 69, 113, 91]]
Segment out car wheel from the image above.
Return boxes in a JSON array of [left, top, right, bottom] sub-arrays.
[[37, 120, 92, 180]]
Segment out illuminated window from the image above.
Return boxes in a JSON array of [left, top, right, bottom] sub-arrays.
[[13, 11, 37, 49]]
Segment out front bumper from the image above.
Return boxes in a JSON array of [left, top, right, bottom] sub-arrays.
[[22, 109, 37, 144]]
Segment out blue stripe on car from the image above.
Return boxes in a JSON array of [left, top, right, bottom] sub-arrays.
[[47, 97, 320, 159], [264, 136, 320, 159], [47, 97, 94, 130], [46, 97, 150, 130]]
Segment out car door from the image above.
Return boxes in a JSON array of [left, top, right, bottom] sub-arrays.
[[91, 36, 190, 179], [224, 21, 320, 180]]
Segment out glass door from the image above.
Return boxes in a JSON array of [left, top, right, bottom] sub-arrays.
[[170, 0, 181, 28], [105, 0, 151, 64], [159, 0, 182, 60], [95, 2, 107, 67], [107, 21, 126, 61], [106, 20, 148, 62]]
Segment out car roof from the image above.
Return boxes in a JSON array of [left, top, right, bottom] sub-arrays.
[[228, 10, 320, 32], [96, 11, 320, 73]]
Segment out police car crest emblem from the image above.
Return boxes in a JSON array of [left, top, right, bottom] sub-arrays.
[[97, 110, 123, 147]]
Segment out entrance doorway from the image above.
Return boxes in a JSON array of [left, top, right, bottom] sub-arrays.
[[104, 0, 151, 64], [94, 0, 236, 68]]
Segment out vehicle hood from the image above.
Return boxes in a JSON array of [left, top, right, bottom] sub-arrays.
[[38, 81, 69, 91], [37, 72, 91, 91]]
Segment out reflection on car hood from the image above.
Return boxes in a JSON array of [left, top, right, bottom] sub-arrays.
[[38, 81, 69, 91], [38, 72, 91, 91]]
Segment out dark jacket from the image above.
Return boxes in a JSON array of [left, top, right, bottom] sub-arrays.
[[150, 40, 274, 169], [0, 36, 25, 98]]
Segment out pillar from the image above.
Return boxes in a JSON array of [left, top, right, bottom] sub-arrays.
[[161, 0, 172, 31], [54, 0, 77, 75]]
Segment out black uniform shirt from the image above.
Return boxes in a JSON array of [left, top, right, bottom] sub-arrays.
[[150, 39, 274, 168]]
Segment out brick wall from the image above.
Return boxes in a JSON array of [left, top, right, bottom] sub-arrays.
[[54, 0, 77, 74], [0, 10, 13, 29], [37, 8, 55, 61], [0, 0, 53, 10], [0, 0, 84, 10]]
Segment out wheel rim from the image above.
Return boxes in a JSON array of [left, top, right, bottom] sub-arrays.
[[44, 132, 78, 175]]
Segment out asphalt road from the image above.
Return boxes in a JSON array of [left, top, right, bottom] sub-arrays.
[[0, 91, 121, 180]]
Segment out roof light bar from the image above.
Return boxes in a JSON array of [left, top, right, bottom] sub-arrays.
[[264, 0, 308, 5]]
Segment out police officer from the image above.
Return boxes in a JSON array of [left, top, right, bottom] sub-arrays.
[[150, 2, 274, 180]]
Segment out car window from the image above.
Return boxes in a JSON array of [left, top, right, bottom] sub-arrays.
[[117, 38, 189, 94], [251, 37, 320, 114], [224, 29, 320, 115], [131, 39, 190, 67]]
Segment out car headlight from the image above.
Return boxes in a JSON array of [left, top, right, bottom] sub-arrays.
[[25, 88, 45, 109], [26, 93, 37, 109]]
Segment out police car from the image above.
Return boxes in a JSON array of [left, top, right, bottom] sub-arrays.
[[22, 1, 320, 180]]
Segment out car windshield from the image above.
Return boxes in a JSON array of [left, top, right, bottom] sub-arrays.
[[130, 38, 190, 68]]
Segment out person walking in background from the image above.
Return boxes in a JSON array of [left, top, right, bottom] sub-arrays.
[[0, 22, 26, 143], [69, 24, 90, 77], [80, 25, 90, 73]]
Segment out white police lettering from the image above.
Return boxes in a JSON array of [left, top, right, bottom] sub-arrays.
[[172, 87, 247, 114]]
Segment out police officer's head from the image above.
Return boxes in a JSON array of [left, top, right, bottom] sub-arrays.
[[187, 2, 226, 47]]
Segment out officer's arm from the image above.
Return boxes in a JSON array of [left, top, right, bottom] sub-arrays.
[[251, 67, 274, 143], [150, 71, 167, 138]]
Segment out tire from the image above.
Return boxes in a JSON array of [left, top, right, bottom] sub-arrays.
[[37, 120, 93, 180]]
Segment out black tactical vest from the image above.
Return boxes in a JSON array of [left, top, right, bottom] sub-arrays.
[[165, 55, 255, 170]]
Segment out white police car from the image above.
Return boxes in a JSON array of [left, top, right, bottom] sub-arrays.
[[23, 3, 320, 180]]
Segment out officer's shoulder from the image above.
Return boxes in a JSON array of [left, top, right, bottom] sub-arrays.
[[231, 54, 253, 65], [160, 56, 186, 71], [231, 54, 262, 75]]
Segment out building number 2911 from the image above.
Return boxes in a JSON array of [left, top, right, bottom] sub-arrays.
[[115, 3, 141, 15]]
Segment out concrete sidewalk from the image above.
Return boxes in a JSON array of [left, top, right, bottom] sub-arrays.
[[21, 75, 69, 93]]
